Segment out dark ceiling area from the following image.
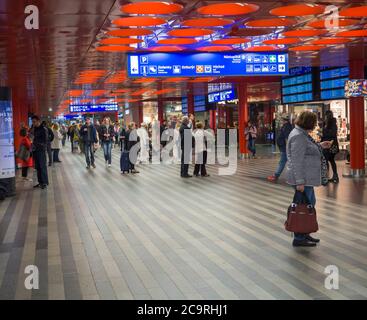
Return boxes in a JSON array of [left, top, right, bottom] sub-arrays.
[[0, 0, 367, 116]]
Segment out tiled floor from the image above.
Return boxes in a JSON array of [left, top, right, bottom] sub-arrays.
[[0, 145, 366, 300]]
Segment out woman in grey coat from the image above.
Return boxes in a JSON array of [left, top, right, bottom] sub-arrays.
[[286, 111, 332, 247]]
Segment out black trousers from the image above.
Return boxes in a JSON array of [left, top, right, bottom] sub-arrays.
[[180, 148, 190, 176], [33, 150, 49, 185], [47, 143, 52, 165], [21, 166, 29, 178], [325, 152, 338, 177], [84, 143, 95, 166], [194, 151, 207, 176]]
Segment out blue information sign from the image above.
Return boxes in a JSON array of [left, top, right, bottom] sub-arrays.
[[127, 52, 289, 77], [208, 89, 236, 103], [69, 104, 119, 113]]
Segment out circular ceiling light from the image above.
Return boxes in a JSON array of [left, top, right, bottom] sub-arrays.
[[99, 38, 143, 45], [197, 2, 259, 16], [197, 45, 233, 52], [340, 6, 367, 17], [112, 17, 166, 27], [149, 45, 184, 51], [270, 4, 325, 16], [245, 18, 296, 28], [183, 18, 234, 27], [157, 38, 197, 45], [282, 29, 328, 37], [263, 38, 301, 45], [311, 38, 352, 45], [244, 45, 279, 51], [211, 38, 251, 45], [168, 28, 214, 37], [307, 18, 360, 28], [289, 45, 325, 51], [107, 29, 153, 37], [121, 2, 183, 14], [335, 29, 367, 37], [96, 45, 135, 52]]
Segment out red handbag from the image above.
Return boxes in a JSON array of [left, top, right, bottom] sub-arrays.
[[285, 191, 319, 234]]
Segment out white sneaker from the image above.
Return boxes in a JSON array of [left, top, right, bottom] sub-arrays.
[[108, 164, 111, 168]]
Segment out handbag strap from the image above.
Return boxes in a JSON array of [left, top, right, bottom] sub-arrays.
[[293, 190, 312, 206]]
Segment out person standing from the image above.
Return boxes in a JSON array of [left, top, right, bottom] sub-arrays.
[[173, 122, 181, 164], [125, 122, 140, 174], [137, 123, 149, 164], [31, 116, 49, 189], [287, 111, 332, 247], [80, 117, 98, 169], [42, 121, 54, 166], [245, 121, 257, 158], [179, 116, 192, 178], [17, 128, 33, 181], [321, 110, 339, 183], [193, 122, 210, 177], [60, 124, 67, 147], [268, 115, 293, 182], [51, 123, 63, 163], [100, 117, 115, 167]]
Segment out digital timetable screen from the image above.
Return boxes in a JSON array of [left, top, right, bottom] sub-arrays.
[[320, 67, 349, 100], [281, 68, 313, 104], [69, 103, 119, 113], [128, 52, 289, 77]]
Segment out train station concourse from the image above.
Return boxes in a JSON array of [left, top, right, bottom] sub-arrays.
[[1, 0, 367, 305]]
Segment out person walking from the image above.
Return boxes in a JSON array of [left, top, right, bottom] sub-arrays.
[[193, 122, 210, 177], [245, 121, 257, 158], [100, 117, 115, 167], [51, 123, 63, 163], [179, 116, 192, 178], [125, 122, 140, 174], [31, 116, 49, 189], [60, 124, 67, 147], [321, 110, 339, 183], [80, 117, 98, 169], [268, 115, 293, 182], [42, 121, 54, 166], [17, 128, 33, 182], [287, 111, 332, 247]]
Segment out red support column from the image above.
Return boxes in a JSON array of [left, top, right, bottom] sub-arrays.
[[238, 82, 249, 156], [187, 93, 194, 116], [226, 107, 232, 127], [138, 103, 143, 125], [349, 57, 365, 176], [209, 109, 216, 131]]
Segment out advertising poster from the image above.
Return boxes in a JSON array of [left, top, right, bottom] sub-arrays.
[[0, 100, 15, 179]]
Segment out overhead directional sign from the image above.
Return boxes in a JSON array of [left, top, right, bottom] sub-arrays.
[[127, 52, 289, 78], [69, 103, 119, 113]]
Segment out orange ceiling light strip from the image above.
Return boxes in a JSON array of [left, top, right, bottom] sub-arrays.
[[112, 89, 129, 93], [168, 28, 214, 37], [188, 77, 215, 82], [134, 78, 158, 83], [162, 77, 189, 83], [68, 90, 84, 96], [308, 18, 360, 28], [282, 29, 328, 37], [244, 45, 279, 51], [149, 45, 184, 52], [336, 29, 367, 37], [183, 18, 234, 27], [197, 45, 233, 52], [211, 38, 251, 45], [340, 6, 367, 17], [197, 3, 259, 16], [157, 38, 197, 45], [89, 90, 107, 97], [289, 45, 325, 51], [121, 2, 183, 14], [263, 38, 300, 45], [99, 38, 143, 45], [154, 88, 177, 95], [107, 29, 153, 37], [112, 17, 166, 27], [96, 45, 135, 52], [245, 18, 296, 28], [270, 4, 325, 16], [311, 38, 352, 45]]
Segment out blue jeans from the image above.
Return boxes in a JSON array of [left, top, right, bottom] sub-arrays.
[[293, 186, 316, 240], [103, 141, 112, 164], [248, 138, 256, 156], [274, 151, 287, 178]]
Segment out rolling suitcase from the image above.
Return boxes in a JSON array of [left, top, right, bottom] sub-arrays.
[[120, 151, 130, 173]]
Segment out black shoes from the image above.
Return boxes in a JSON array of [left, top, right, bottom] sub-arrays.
[[34, 184, 47, 189], [306, 235, 320, 243], [33, 184, 40, 188], [91, 163, 96, 169], [181, 175, 193, 178], [292, 239, 317, 247]]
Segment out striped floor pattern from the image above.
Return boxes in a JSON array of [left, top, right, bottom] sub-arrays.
[[0, 145, 366, 300]]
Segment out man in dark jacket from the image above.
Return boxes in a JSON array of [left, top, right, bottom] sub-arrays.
[[80, 117, 98, 169], [41, 121, 54, 166], [31, 116, 49, 189], [268, 115, 293, 182], [179, 116, 193, 178]]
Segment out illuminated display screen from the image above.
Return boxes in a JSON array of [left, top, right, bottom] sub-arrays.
[[282, 83, 312, 95], [321, 77, 349, 90], [321, 88, 346, 100], [320, 67, 349, 99], [282, 92, 313, 104], [282, 68, 313, 103], [320, 67, 349, 80], [282, 74, 312, 87], [344, 79, 367, 97], [69, 103, 119, 113]]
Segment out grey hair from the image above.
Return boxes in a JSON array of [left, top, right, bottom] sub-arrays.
[[182, 116, 189, 124]]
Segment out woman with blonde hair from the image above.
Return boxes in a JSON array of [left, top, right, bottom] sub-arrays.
[[51, 123, 63, 163]]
